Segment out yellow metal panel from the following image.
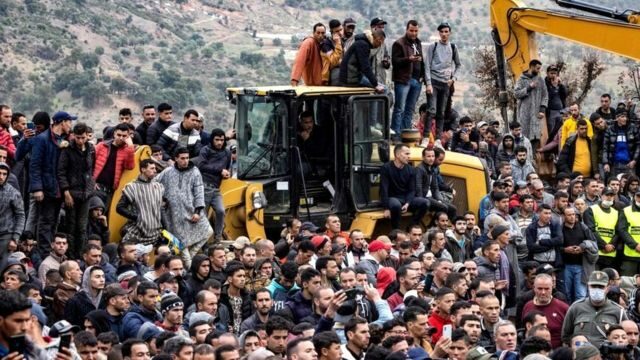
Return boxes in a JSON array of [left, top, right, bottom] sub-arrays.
[[244, 182, 267, 242], [226, 85, 376, 97], [491, 0, 640, 80], [108, 146, 152, 243]]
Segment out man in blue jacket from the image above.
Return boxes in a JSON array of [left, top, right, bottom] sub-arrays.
[[30, 111, 74, 257], [121, 281, 162, 339]]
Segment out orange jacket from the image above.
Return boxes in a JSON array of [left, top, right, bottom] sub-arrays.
[[291, 37, 323, 86]]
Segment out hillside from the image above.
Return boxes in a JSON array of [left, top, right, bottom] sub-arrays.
[[0, 0, 637, 131]]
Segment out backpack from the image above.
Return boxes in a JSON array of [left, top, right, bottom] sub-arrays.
[[430, 42, 458, 77]]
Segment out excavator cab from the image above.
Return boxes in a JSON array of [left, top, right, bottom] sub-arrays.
[[225, 86, 390, 241], [223, 86, 488, 241]]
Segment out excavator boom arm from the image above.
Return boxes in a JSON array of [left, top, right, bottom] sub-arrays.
[[491, 0, 640, 80]]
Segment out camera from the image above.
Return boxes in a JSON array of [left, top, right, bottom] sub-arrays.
[[344, 286, 366, 300], [600, 341, 633, 356]]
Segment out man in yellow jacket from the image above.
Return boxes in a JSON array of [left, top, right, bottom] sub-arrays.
[[560, 103, 593, 148]]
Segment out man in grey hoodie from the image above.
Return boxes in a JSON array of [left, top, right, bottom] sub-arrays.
[[0, 162, 24, 272], [425, 22, 461, 139]]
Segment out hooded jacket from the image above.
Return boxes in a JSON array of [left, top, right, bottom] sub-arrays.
[[496, 134, 516, 164], [121, 303, 163, 339], [339, 32, 379, 87], [64, 266, 105, 327], [86, 196, 110, 244], [186, 254, 209, 298], [84, 309, 112, 335]]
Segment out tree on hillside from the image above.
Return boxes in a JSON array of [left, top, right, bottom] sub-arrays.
[[554, 51, 605, 106], [617, 60, 640, 102]]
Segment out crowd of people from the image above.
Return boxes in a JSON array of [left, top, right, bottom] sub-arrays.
[[1, 13, 640, 360]]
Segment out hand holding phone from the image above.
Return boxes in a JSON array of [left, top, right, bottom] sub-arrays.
[[59, 333, 72, 352], [443, 324, 452, 339], [9, 334, 27, 356]]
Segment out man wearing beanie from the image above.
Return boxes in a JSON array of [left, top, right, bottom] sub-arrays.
[[156, 292, 189, 338], [574, 344, 600, 360]]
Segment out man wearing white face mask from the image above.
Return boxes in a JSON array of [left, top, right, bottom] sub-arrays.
[[583, 187, 623, 269], [619, 191, 640, 276], [561, 271, 628, 348]]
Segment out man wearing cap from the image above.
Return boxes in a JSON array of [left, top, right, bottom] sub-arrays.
[[320, 19, 343, 86], [368, 18, 391, 88], [545, 65, 567, 130], [521, 274, 569, 348], [290, 23, 325, 87], [514, 59, 548, 141], [356, 239, 390, 286], [30, 110, 74, 255], [558, 119, 596, 177], [562, 271, 628, 347], [424, 22, 461, 139], [391, 20, 425, 137], [602, 109, 639, 178], [0, 161, 24, 272], [583, 186, 623, 269], [617, 191, 640, 276], [342, 18, 356, 52]]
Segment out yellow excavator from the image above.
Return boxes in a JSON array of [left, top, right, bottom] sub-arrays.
[[490, 0, 640, 122]]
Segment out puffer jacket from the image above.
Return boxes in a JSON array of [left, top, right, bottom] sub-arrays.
[[29, 129, 66, 197], [121, 303, 162, 339], [474, 255, 498, 280], [93, 140, 135, 190], [602, 122, 640, 166], [146, 119, 174, 146], [339, 32, 378, 87], [57, 141, 96, 200], [157, 122, 202, 160]]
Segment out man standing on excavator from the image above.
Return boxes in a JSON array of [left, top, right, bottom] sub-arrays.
[[514, 59, 548, 144]]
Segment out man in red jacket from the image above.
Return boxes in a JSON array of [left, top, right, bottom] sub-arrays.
[[428, 287, 456, 343], [93, 123, 135, 214], [0, 105, 15, 160]]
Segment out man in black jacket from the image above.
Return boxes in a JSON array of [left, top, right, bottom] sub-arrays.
[[145, 103, 174, 146], [57, 123, 95, 258], [415, 147, 457, 220], [380, 144, 429, 229], [339, 29, 386, 93], [557, 119, 595, 178]]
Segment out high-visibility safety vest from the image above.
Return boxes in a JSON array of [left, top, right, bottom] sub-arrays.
[[591, 205, 618, 257], [624, 206, 640, 258]]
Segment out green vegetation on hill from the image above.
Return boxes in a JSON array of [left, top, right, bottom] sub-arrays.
[[0, 0, 636, 129]]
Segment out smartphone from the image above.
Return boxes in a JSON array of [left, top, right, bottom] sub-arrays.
[[59, 333, 72, 351], [9, 335, 27, 355], [443, 324, 452, 338], [27, 122, 35, 130]]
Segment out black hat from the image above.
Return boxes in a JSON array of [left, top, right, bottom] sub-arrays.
[[536, 263, 560, 275], [437, 22, 451, 31], [617, 109, 629, 118], [343, 17, 356, 27], [603, 186, 616, 196], [589, 112, 602, 122], [491, 225, 510, 239], [300, 221, 319, 233], [370, 17, 387, 27], [160, 292, 184, 314]]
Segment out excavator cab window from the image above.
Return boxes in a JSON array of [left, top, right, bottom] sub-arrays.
[[349, 96, 389, 210], [236, 95, 289, 179]]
